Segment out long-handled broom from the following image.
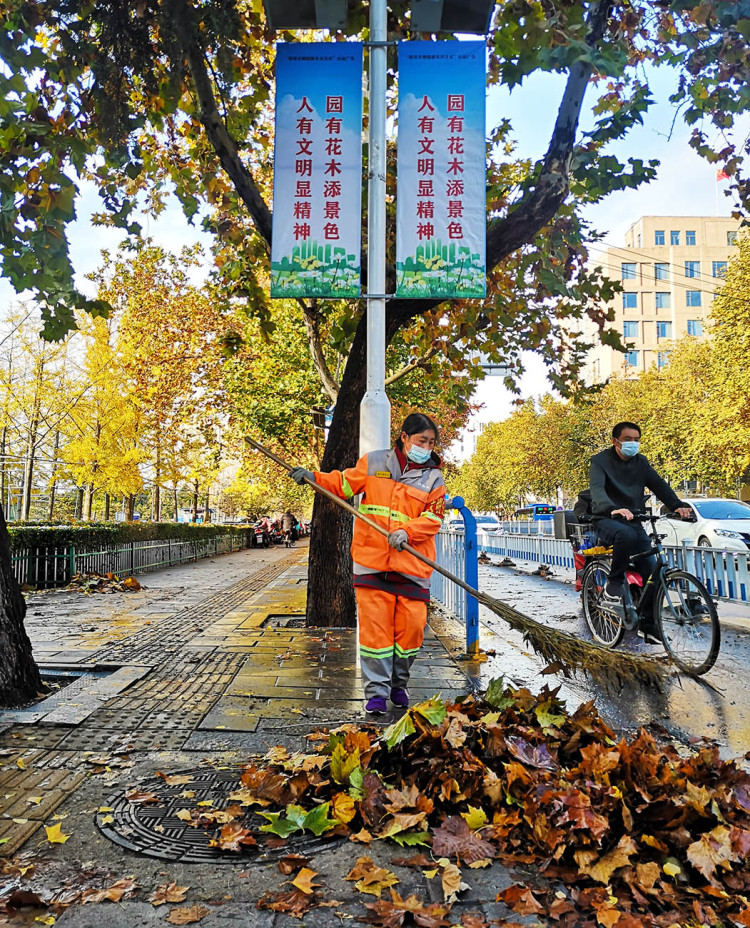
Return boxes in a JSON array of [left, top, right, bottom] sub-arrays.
[[245, 437, 668, 689]]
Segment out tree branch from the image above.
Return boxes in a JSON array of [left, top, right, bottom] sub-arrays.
[[384, 0, 614, 336], [385, 345, 439, 386], [297, 299, 340, 403], [168, 0, 273, 248]]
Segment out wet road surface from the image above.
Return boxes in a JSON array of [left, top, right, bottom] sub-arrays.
[[466, 562, 750, 759]]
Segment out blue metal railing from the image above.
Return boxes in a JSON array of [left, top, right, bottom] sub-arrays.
[[431, 497, 479, 654], [433, 526, 750, 633]]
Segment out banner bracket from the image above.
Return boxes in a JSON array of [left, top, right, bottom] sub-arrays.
[[363, 40, 398, 47], [362, 293, 394, 300]]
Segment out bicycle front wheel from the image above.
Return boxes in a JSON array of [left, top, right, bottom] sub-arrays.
[[654, 570, 720, 675], [581, 559, 624, 648]]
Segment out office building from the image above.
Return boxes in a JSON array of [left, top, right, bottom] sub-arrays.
[[583, 216, 740, 383]]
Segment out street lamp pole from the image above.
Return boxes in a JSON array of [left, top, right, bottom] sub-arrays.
[[359, 0, 391, 456]]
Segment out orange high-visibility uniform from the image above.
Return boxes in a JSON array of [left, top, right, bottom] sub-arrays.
[[314, 447, 445, 699]]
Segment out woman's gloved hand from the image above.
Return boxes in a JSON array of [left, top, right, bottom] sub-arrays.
[[290, 467, 314, 485], [388, 529, 409, 550]]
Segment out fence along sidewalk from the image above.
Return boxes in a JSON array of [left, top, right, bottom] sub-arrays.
[[12, 533, 247, 590], [433, 528, 750, 620]]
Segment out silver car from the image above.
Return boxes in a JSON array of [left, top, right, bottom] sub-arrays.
[[656, 498, 750, 551]]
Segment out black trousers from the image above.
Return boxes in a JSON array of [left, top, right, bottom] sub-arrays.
[[595, 518, 657, 606]]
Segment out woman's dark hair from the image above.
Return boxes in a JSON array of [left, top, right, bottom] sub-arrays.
[[612, 421, 641, 440], [395, 413, 440, 450]]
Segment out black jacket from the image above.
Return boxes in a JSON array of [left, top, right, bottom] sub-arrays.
[[589, 447, 685, 518]]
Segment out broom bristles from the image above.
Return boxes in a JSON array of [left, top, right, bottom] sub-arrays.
[[474, 589, 667, 690]]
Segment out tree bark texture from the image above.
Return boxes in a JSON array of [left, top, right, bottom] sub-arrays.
[[305, 322, 367, 627], [0, 507, 44, 706]]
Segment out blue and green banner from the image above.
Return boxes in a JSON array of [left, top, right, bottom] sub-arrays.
[[271, 43, 363, 298], [396, 41, 487, 299]]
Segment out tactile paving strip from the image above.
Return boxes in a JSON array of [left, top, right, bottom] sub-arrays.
[[96, 766, 344, 863], [89, 557, 299, 664]]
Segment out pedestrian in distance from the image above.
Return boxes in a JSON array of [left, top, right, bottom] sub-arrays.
[[290, 412, 446, 715], [281, 509, 297, 547]]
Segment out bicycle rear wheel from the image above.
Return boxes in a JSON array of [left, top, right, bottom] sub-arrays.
[[653, 570, 720, 675], [581, 560, 624, 648]]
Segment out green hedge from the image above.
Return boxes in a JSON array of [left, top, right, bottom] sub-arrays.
[[8, 522, 249, 550]]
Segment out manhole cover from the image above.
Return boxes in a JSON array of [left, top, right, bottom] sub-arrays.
[[96, 767, 342, 863]]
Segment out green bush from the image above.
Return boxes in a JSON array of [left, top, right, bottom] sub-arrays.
[[8, 521, 249, 551]]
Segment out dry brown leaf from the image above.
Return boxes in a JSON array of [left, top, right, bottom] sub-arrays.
[[438, 859, 469, 903], [496, 884, 545, 915], [345, 856, 400, 897], [278, 853, 311, 875], [164, 904, 210, 925], [575, 836, 638, 885], [80, 878, 139, 905], [686, 825, 738, 882], [291, 867, 320, 895], [149, 881, 189, 906], [257, 888, 314, 918]]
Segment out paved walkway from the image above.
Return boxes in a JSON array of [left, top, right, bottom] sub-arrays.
[[0, 542, 493, 927]]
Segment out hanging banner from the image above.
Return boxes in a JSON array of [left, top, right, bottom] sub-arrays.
[[271, 43, 363, 298], [396, 41, 486, 299]]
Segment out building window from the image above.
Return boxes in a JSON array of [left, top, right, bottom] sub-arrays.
[[655, 292, 671, 309], [687, 319, 704, 337], [622, 293, 637, 310], [685, 260, 700, 278], [656, 321, 672, 339], [623, 321, 638, 339], [712, 261, 727, 277], [654, 262, 669, 280], [670, 230, 680, 245], [657, 352, 669, 369], [686, 230, 696, 246], [621, 262, 637, 280], [728, 231, 738, 245], [686, 291, 702, 307], [625, 351, 639, 367], [654, 230, 665, 246]]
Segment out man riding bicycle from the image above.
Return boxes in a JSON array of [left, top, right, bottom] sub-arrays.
[[589, 421, 691, 643]]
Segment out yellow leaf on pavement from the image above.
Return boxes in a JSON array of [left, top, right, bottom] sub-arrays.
[[45, 823, 70, 844], [332, 791, 356, 824]]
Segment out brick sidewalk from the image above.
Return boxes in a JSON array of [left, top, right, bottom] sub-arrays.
[[0, 541, 473, 862]]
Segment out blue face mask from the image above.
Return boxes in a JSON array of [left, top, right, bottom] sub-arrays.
[[619, 440, 640, 458], [406, 443, 432, 465]]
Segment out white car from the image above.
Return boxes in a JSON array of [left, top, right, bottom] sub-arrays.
[[656, 498, 750, 552], [446, 514, 502, 534]]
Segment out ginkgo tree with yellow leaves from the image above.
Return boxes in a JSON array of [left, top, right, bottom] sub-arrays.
[[59, 316, 144, 521]]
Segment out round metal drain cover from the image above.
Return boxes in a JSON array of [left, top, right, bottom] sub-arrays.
[[96, 767, 342, 864]]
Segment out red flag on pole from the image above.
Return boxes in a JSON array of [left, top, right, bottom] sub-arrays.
[[716, 169, 730, 181]]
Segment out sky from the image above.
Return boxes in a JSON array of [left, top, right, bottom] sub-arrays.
[[1, 41, 746, 453]]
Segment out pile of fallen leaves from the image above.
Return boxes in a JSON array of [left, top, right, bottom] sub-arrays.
[[67, 572, 141, 594], [215, 681, 750, 926]]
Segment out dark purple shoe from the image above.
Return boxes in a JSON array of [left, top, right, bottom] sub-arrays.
[[365, 696, 387, 715], [390, 688, 409, 708]]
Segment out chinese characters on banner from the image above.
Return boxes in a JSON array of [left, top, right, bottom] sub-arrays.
[[271, 43, 363, 298], [395, 41, 486, 299]]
